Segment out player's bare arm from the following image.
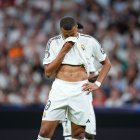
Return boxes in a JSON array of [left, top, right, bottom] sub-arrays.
[[44, 41, 75, 77], [96, 57, 111, 83], [82, 57, 111, 92]]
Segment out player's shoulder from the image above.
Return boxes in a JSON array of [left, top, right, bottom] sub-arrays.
[[47, 35, 62, 49], [80, 33, 100, 45], [80, 33, 93, 39], [92, 37, 101, 46], [49, 34, 62, 43]]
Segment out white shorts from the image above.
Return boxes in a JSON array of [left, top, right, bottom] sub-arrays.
[[85, 93, 96, 135], [62, 94, 96, 136], [85, 109, 96, 135], [42, 78, 93, 126]]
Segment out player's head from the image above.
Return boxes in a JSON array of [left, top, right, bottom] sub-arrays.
[[60, 17, 78, 38]]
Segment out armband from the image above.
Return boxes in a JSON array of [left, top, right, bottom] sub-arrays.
[[95, 81, 101, 87]]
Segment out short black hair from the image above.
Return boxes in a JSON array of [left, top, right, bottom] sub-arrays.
[[60, 17, 77, 30]]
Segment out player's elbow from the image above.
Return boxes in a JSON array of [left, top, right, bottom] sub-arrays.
[[44, 70, 53, 78], [45, 72, 50, 78], [44, 65, 53, 78]]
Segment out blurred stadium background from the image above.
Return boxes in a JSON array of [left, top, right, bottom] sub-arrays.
[[0, 0, 140, 140]]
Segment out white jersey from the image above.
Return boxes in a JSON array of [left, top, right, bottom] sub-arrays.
[[43, 33, 106, 73]]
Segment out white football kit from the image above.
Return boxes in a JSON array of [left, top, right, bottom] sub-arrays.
[[42, 33, 106, 127]]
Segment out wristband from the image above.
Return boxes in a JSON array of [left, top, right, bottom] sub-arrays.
[[95, 81, 101, 87]]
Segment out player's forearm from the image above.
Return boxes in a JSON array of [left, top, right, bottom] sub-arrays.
[[96, 57, 111, 84], [44, 51, 67, 77]]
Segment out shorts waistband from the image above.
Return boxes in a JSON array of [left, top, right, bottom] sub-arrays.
[[55, 78, 88, 85]]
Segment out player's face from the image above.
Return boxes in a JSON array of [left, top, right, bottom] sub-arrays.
[[61, 25, 78, 39]]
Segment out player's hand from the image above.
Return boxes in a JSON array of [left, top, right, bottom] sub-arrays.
[[82, 82, 99, 93], [62, 41, 75, 53]]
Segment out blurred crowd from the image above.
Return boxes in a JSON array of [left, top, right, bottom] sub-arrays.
[[0, 0, 140, 109]]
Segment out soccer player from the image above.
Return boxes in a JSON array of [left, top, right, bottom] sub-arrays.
[[62, 22, 99, 140], [37, 16, 111, 140]]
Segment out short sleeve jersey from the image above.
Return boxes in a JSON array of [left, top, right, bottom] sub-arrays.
[[43, 33, 106, 71]]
